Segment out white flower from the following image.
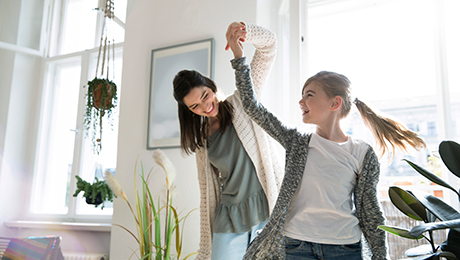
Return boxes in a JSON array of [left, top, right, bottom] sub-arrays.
[[104, 170, 128, 202], [153, 149, 176, 189]]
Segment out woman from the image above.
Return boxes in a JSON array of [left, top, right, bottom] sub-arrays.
[[172, 22, 283, 260], [227, 26, 426, 259]]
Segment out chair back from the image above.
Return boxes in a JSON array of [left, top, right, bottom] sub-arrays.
[[0, 236, 63, 260]]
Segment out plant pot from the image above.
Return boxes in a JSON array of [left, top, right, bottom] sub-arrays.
[[92, 81, 116, 110], [86, 192, 103, 206]]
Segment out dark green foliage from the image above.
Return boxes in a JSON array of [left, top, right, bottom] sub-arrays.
[[439, 141, 460, 179], [73, 175, 115, 209], [84, 77, 118, 152], [379, 140, 460, 259]]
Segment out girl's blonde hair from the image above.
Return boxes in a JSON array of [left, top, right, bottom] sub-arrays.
[[303, 71, 426, 157]]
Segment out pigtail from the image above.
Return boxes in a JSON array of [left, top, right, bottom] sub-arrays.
[[354, 98, 426, 158]]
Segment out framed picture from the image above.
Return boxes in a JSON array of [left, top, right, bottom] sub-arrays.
[[147, 38, 214, 149]]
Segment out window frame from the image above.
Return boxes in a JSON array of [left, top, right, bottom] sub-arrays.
[[283, 0, 458, 208], [28, 0, 125, 222]]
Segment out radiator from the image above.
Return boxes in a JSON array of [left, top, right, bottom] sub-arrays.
[[63, 253, 109, 260]]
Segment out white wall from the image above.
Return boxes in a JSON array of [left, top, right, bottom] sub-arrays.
[[111, 0, 281, 259]]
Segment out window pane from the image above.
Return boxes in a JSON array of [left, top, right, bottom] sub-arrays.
[[31, 59, 81, 214], [444, 0, 460, 190], [114, 0, 128, 24], [307, 0, 436, 186], [59, 0, 98, 55], [307, 1, 454, 257], [0, 0, 44, 50], [445, 0, 460, 140], [76, 49, 122, 216]]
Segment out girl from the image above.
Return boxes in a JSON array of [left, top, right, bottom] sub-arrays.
[[172, 22, 283, 260], [227, 27, 426, 259]]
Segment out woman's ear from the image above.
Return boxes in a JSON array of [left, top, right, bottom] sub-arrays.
[[330, 96, 342, 111]]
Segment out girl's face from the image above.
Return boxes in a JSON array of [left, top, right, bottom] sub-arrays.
[[182, 86, 219, 118], [299, 82, 335, 125]]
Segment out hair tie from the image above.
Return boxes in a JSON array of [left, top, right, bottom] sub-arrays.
[[354, 98, 360, 105]]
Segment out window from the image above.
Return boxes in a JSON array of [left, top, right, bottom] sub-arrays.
[[428, 121, 437, 136], [406, 123, 415, 132], [302, 0, 459, 258], [30, 0, 126, 221], [305, 0, 458, 193]]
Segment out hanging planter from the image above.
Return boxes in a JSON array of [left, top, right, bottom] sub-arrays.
[[84, 0, 118, 154], [73, 175, 115, 209], [84, 78, 118, 153]]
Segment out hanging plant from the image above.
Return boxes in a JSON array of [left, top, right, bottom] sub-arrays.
[[83, 0, 119, 154], [84, 77, 117, 153], [73, 175, 115, 209]]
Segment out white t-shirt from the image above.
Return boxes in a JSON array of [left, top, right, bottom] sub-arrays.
[[283, 132, 369, 244]]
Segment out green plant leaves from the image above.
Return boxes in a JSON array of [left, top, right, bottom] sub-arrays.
[[405, 244, 434, 257], [389, 186, 427, 221], [410, 219, 460, 237], [414, 193, 460, 233], [404, 159, 460, 198], [439, 140, 460, 179], [400, 251, 458, 260], [441, 230, 460, 259], [378, 225, 423, 239]]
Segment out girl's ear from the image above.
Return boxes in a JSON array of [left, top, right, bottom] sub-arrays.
[[330, 96, 342, 111]]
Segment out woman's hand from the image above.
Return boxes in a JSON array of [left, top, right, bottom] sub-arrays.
[[225, 22, 246, 59]]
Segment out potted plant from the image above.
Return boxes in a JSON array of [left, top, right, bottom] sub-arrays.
[[104, 150, 198, 260], [73, 175, 116, 209], [84, 77, 118, 153], [378, 140, 460, 260]]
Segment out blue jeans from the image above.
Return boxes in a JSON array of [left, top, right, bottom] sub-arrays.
[[211, 220, 267, 260], [285, 236, 362, 260]]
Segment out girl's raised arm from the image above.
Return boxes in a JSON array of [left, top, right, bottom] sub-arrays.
[[231, 56, 295, 149]]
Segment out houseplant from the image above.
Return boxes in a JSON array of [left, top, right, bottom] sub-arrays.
[[84, 77, 118, 153], [73, 175, 115, 209], [104, 149, 197, 260], [379, 140, 460, 259]]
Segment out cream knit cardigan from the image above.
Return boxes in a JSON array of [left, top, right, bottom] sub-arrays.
[[194, 24, 284, 260]]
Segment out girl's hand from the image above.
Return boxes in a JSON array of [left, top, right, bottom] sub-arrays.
[[225, 22, 246, 59]]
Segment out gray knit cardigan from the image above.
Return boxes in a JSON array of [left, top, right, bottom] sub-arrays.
[[231, 57, 389, 260]]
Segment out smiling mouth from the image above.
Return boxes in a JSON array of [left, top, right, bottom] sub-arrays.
[[301, 108, 309, 115], [205, 103, 214, 114]]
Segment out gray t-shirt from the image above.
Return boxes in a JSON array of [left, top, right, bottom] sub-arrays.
[[208, 123, 269, 233]]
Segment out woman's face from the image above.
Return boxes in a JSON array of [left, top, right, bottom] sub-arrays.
[[182, 86, 219, 118]]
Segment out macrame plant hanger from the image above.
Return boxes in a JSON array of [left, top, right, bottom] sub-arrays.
[[94, 0, 115, 154]]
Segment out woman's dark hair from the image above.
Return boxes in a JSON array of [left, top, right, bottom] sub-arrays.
[[173, 70, 233, 154]]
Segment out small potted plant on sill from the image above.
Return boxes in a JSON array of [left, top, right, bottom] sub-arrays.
[[73, 175, 116, 209], [84, 77, 118, 153]]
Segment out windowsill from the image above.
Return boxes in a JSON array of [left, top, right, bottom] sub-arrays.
[[4, 220, 111, 232]]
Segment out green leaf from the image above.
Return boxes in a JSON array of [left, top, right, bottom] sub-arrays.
[[410, 219, 460, 237], [413, 193, 460, 233], [405, 244, 435, 257], [405, 252, 458, 260], [434, 251, 458, 260], [404, 159, 460, 197], [389, 186, 427, 221], [439, 140, 460, 179], [378, 225, 424, 239], [441, 230, 460, 259]]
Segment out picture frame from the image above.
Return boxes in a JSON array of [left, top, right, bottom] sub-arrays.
[[147, 38, 214, 149]]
